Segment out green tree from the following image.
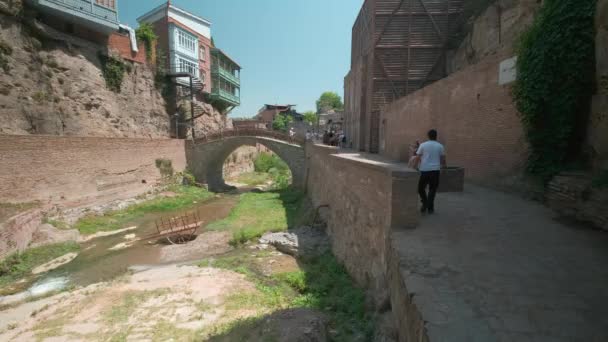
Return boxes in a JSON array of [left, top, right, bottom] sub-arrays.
[[303, 111, 318, 125], [316, 91, 344, 113], [272, 114, 293, 132]]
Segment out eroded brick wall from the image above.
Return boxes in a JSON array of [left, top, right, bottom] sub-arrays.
[[380, 52, 527, 189], [0, 208, 43, 259], [108, 32, 147, 64], [0, 135, 186, 208]]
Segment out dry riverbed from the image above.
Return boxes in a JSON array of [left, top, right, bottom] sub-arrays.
[[0, 184, 377, 341]]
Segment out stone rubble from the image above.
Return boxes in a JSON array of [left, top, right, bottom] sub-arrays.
[[259, 226, 330, 258]]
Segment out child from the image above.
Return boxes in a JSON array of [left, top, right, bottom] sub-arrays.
[[408, 140, 420, 170]]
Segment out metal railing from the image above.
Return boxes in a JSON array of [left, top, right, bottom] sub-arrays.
[[210, 88, 240, 105], [193, 128, 305, 146], [211, 65, 240, 85]]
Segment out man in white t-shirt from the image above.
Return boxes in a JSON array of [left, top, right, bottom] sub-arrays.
[[415, 129, 446, 214]]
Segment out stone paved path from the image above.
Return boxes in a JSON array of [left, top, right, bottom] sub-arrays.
[[392, 185, 608, 342]]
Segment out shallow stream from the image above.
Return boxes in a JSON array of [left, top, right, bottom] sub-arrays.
[[1, 193, 240, 302]]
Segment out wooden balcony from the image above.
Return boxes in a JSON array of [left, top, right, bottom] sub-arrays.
[[210, 88, 240, 106], [211, 65, 240, 86]]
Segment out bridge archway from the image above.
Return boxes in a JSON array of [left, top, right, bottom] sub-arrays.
[[186, 134, 306, 192]]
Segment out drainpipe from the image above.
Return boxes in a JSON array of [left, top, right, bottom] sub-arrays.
[[119, 24, 139, 53]]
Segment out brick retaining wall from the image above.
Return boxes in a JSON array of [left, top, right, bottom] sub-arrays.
[[0, 135, 186, 208]]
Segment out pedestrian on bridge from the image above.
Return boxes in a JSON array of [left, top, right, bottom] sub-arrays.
[[415, 129, 446, 214]]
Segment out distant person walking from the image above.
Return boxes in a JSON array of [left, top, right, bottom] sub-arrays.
[[415, 129, 446, 214], [289, 127, 295, 142]]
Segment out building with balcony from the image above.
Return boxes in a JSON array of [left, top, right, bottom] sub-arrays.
[[211, 48, 240, 107], [27, 0, 120, 42], [137, 2, 241, 110], [137, 2, 212, 93]]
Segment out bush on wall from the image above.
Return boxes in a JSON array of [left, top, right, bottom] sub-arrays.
[[135, 23, 157, 61], [99, 54, 126, 93], [513, 0, 597, 181]]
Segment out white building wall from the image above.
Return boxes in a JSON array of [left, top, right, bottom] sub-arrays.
[[169, 24, 200, 84], [168, 8, 211, 39]]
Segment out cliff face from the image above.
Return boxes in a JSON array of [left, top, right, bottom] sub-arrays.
[[0, 8, 231, 138]]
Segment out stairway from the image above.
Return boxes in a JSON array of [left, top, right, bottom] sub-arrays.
[[191, 76, 204, 92]]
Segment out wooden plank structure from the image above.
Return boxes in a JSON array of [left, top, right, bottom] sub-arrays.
[[138, 211, 202, 244], [344, 0, 465, 153]]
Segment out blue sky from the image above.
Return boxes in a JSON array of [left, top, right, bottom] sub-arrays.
[[118, 0, 362, 118]]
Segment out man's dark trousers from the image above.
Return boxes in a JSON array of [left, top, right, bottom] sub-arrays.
[[418, 170, 440, 210]]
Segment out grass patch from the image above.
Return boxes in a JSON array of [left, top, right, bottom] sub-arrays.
[[150, 321, 200, 341], [0, 242, 80, 288], [254, 153, 291, 189], [201, 252, 373, 341], [230, 172, 272, 187], [42, 217, 70, 230], [204, 316, 278, 342], [0, 201, 39, 222], [104, 290, 168, 325], [74, 185, 212, 235], [205, 188, 306, 246]]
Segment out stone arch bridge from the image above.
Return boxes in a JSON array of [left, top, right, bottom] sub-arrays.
[[185, 129, 306, 191]]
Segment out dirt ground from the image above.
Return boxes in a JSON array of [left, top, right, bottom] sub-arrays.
[[160, 231, 233, 264], [0, 242, 323, 342], [0, 265, 258, 341]]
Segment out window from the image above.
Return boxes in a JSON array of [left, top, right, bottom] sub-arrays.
[[177, 29, 196, 53], [95, 0, 116, 9], [200, 71, 206, 84], [200, 45, 206, 62], [178, 58, 197, 77]]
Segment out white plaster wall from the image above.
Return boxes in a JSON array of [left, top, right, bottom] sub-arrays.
[[169, 8, 211, 39]]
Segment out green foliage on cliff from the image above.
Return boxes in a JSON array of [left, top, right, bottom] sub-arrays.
[[513, 0, 597, 181], [135, 23, 157, 61], [99, 54, 126, 93]]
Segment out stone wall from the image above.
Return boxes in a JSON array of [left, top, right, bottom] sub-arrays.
[[448, 0, 542, 74], [588, 0, 608, 171], [305, 144, 423, 341], [187, 137, 305, 191], [0, 12, 171, 138], [0, 135, 186, 208], [380, 52, 528, 190], [546, 173, 608, 231], [0, 208, 43, 259], [222, 145, 259, 179]]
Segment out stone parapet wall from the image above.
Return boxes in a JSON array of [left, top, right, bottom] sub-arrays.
[[305, 144, 423, 341], [0, 135, 186, 208]]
